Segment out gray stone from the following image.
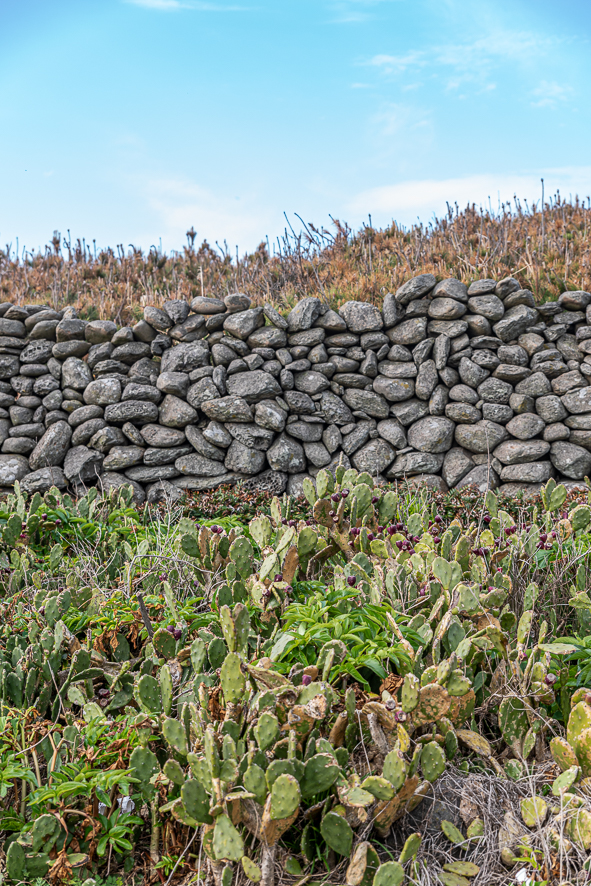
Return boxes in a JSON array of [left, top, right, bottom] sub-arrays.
[[449, 384, 479, 405], [438, 366, 460, 387], [445, 402, 481, 423], [33, 376, 59, 397], [0, 453, 30, 485], [175, 452, 228, 476], [376, 362, 417, 379], [64, 446, 103, 484], [226, 423, 275, 451], [428, 298, 467, 320], [169, 315, 206, 342], [493, 305, 538, 342], [551, 371, 586, 396], [494, 277, 521, 299], [88, 427, 127, 453], [289, 329, 326, 348], [387, 451, 444, 478], [457, 357, 488, 388], [125, 465, 179, 482], [394, 273, 436, 306], [455, 464, 499, 491], [286, 420, 323, 443], [286, 298, 322, 332], [433, 278, 468, 302], [103, 446, 145, 470], [390, 398, 430, 426], [20, 340, 54, 364], [387, 318, 427, 345], [352, 438, 396, 474], [190, 296, 225, 314], [8, 422, 44, 438], [465, 315, 492, 336], [222, 440, 266, 474], [565, 414, 591, 429], [201, 396, 253, 422], [550, 441, 591, 479], [294, 371, 330, 395], [104, 400, 159, 424], [499, 461, 553, 483], [254, 401, 287, 432], [29, 320, 58, 340], [415, 360, 438, 400], [493, 364, 531, 384], [372, 377, 415, 403], [478, 378, 513, 404], [72, 418, 107, 446], [226, 370, 281, 403], [561, 387, 591, 414], [28, 422, 72, 470], [158, 395, 198, 428], [493, 439, 549, 466], [110, 342, 151, 365], [343, 388, 389, 418], [407, 416, 455, 453], [467, 295, 504, 321], [455, 420, 508, 453], [303, 441, 331, 467], [267, 434, 306, 473], [505, 413, 546, 440], [544, 422, 570, 442], [68, 404, 103, 427], [21, 466, 67, 494], [247, 326, 286, 349], [2, 437, 36, 455], [183, 426, 225, 461], [569, 430, 591, 450], [515, 372, 552, 397], [132, 320, 157, 343], [144, 305, 173, 331], [163, 299, 190, 325], [84, 378, 122, 406], [10, 405, 33, 426], [468, 279, 496, 296], [428, 320, 468, 338], [481, 403, 513, 424], [360, 351, 378, 378], [54, 340, 92, 360], [56, 318, 87, 342], [442, 448, 474, 487], [161, 341, 209, 374], [284, 390, 317, 415], [61, 357, 92, 391], [338, 301, 383, 333], [140, 424, 186, 447], [342, 424, 370, 455], [322, 424, 342, 453], [186, 377, 220, 410], [376, 419, 406, 449], [156, 371, 190, 398]]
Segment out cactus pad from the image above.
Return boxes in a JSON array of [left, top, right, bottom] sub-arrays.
[[320, 811, 353, 856], [244, 764, 267, 805], [566, 808, 591, 850], [552, 765, 580, 796], [221, 652, 246, 705], [300, 753, 340, 798], [372, 862, 404, 886], [163, 759, 185, 786], [550, 737, 579, 772], [213, 813, 244, 862], [242, 856, 262, 882], [181, 779, 213, 824], [269, 774, 300, 820], [441, 820, 465, 845], [498, 697, 529, 755], [163, 717, 188, 757], [153, 628, 176, 660], [130, 746, 160, 785], [520, 797, 547, 828], [421, 741, 446, 783], [255, 712, 279, 752], [412, 683, 451, 727], [401, 674, 419, 712], [446, 671, 471, 697], [360, 775, 395, 801]]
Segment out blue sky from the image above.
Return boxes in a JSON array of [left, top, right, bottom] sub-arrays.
[[1, 0, 591, 254]]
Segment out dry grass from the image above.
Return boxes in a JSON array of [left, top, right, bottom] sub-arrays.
[[2, 192, 591, 325]]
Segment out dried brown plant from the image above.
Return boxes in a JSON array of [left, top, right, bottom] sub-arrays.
[[2, 191, 591, 324]]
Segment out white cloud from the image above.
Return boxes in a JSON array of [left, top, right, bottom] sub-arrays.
[[347, 168, 591, 226], [531, 80, 574, 108]]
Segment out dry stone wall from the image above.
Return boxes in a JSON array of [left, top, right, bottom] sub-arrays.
[[1, 274, 591, 503]]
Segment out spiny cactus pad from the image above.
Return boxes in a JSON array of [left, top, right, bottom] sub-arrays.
[[372, 861, 405, 886], [320, 811, 353, 856], [255, 711, 279, 751], [269, 774, 300, 820], [181, 779, 213, 824], [421, 741, 446, 783], [213, 813, 244, 862], [401, 673, 419, 712], [220, 652, 246, 705], [153, 627, 176, 660], [520, 797, 548, 828], [550, 736, 579, 772], [300, 753, 340, 799], [398, 832, 421, 863]]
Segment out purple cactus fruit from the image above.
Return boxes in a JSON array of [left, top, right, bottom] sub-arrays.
[[302, 674, 312, 686], [385, 699, 396, 711], [433, 537, 440, 544], [173, 629, 182, 641], [434, 515, 442, 524], [284, 585, 293, 595], [544, 673, 557, 686], [367, 532, 375, 541], [347, 576, 356, 587], [166, 625, 175, 634], [371, 496, 379, 504], [274, 573, 283, 583], [342, 489, 349, 498], [483, 515, 491, 524], [331, 492, 341, 503]]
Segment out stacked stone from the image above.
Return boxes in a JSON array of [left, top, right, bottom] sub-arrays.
[[0, 276, 591, 502]]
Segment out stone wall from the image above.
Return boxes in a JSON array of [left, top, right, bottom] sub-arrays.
[[0, 274, 591, 503]]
